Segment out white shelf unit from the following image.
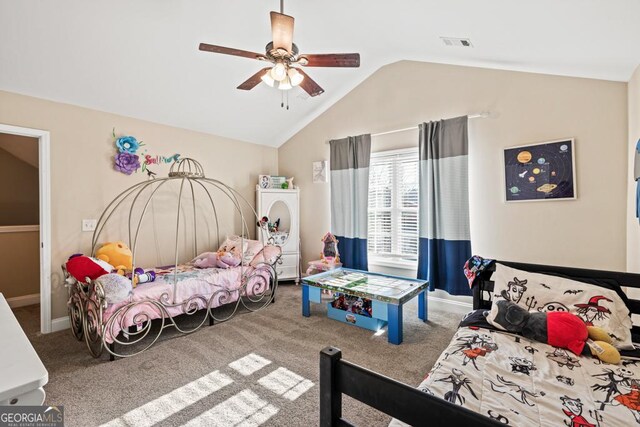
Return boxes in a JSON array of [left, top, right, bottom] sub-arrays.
[[256, 186, 300, 283]]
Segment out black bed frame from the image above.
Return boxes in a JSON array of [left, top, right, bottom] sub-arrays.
[[319, 261, 640, 426]]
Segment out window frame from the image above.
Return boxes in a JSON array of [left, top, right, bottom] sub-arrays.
[[367, 147, 419, 268]]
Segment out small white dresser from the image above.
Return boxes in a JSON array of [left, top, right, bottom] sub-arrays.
[[0, 293, 48, 406], [256, 186, 300, 283]]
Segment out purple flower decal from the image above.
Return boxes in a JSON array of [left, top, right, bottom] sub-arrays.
[[114, 152, 140, 175]]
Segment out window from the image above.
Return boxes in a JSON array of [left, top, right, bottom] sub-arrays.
[[368, 148, 419, 265]]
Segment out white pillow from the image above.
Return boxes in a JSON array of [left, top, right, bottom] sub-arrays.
[[487, 263, 634, 350]]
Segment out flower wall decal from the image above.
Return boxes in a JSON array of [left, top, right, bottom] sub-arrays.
[[114, 152, 141, 175], [111, 128, 181, 176], [116, 136, 141, 154]]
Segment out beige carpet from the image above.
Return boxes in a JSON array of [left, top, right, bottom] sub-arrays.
[[14, 285, 465, 427]]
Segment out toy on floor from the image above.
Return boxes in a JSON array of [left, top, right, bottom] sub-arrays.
[[95, 241, 133, 274], [487, 300, 620, 364], [65, 254, 114, 283]]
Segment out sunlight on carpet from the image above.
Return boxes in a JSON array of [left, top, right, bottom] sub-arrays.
[[257, 367, 315, 401], [181, 389, 279, 427], [99, 371, 233, 427], [229, 353, 272, 376]]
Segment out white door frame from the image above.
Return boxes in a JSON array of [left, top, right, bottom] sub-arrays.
[[0, 124, 52, 334]]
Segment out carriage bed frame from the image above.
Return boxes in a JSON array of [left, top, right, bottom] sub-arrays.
[[319, 260, 640, 426]]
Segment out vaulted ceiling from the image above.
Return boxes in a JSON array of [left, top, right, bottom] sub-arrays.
[[1, 0, 639, 147]]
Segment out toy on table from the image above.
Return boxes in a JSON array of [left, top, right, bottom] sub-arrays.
[[95, 241, 133, 275], [65, 254, 114, 283], [487, 300, 620, 364]]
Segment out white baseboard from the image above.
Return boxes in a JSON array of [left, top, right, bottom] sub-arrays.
[[6, 293, 40, 308], [51, 316, 70, 332], [427, 295, 473, 310]]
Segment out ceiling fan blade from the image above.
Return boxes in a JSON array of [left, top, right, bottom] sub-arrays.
[[199, 43, 264, 60], [296, 69, 324, 97], [299, 53, 360, 67], [237, 67, 272, 90], [270, 11, 294, 53]]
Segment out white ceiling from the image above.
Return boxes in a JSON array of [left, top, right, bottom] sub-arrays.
[[1, 0, 640, 148]]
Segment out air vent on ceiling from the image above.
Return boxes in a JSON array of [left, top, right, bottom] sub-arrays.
[[441, 37, 473, 47]]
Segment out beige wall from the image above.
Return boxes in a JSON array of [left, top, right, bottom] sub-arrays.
[[0, 230, 40, 299], [0, 90, 278, 319], [279, 61, 628, 283], [0, 144, 39, 225], [627, 65, 640, 274]]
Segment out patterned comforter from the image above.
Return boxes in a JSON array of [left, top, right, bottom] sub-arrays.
[[101, 264, 271, 343], [391, 326, 640, 426]]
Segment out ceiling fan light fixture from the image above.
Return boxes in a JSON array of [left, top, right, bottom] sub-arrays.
[[278, 76, 292, 90], [270, 62, 287, 81], [288, 68, 304, 86], [261, 70, 275, 87]]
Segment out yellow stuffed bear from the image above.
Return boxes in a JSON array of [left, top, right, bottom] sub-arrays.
[[587, 326, 621, 365], [96, 241, 133, 274]]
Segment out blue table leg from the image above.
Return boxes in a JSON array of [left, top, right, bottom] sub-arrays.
[[302, 284, 311, 317], [418, 290, 428, 322], [387, 304, 403, 345]]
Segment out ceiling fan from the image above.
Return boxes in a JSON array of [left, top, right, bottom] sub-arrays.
[[198, 0, 360, 101]]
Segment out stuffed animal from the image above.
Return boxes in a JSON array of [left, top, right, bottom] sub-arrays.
[[95, 241, 133, 274], [192, 252, 219, 268], [216, 251, 241, 269], [95, 273, 133, 304], [66, 254, 114, 283], [126, 267, 156, 287], [487, 300, 620, 364]]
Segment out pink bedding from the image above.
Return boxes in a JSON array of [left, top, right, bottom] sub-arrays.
[[102, 263, 271, 343]]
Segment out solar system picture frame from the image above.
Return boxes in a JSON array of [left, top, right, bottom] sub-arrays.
[[503, 138, 576, 202]]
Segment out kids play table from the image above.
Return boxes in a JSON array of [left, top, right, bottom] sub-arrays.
[[301, 268, 428, 345]]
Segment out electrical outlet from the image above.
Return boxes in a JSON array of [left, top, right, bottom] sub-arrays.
[[82, 219, 97, 232]]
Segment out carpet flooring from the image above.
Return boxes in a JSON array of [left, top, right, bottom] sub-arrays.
[[13, 285, 465, 427]]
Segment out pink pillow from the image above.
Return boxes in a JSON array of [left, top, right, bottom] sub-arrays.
[[243, 239, 264, 266], [218, 235, 247, 258], [250, 245, 282, 267]]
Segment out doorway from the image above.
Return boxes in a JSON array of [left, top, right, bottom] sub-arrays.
[[0, 124, 51, 334]]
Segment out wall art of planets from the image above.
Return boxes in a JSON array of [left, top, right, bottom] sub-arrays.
[[504, 139, 576, 202]]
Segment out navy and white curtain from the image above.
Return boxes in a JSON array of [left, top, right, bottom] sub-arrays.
[[417, 116, 471, 295], [330, 134, 371, 271]]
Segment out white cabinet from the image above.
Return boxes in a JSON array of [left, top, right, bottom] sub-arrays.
[[256, 187, 300, 283]]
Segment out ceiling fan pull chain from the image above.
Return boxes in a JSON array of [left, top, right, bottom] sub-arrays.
[[281, 90, 284, 108], [286, 91, 290, 110]]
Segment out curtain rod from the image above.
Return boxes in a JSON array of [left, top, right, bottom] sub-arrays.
[[370, 112, 491, 138]]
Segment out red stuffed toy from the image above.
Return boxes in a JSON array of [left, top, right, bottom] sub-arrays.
[[546, 311, 588, 355], [487, 300, 621, 364], [66, 254, 113, 283], [487, 300, 587, 355]]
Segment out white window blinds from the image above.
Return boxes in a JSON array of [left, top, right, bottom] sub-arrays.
[[368, 149, 419, 263]]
